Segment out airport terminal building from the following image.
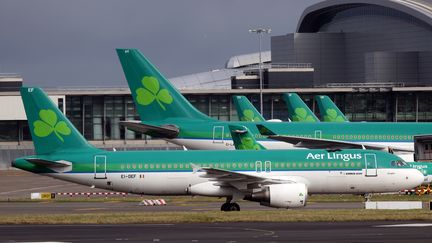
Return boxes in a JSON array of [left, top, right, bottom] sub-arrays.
[[2, 0, 432, 168]]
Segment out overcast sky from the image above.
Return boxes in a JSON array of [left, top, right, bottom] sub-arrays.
[[0, 0, 321, 87]]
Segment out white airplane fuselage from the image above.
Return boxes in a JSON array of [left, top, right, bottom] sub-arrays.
[[50, 167, 422, 196]]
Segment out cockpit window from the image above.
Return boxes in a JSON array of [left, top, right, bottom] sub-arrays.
[[391, 160, 408, 167]]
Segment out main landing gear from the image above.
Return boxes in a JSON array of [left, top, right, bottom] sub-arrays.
[[221, 196, 240, 211], [221, 202, 240, 211]]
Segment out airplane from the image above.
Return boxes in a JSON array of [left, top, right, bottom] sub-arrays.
[[234, 93, 346, 124], [230, 124, 432, 186], [116, 48, 432, 157], [12, 87, 424, 211], [282, 93, 319, 122], [315, 95, 349, 122], [230, 124, 266, 150], [232, 96, 265, 122], [232, 96, 281, 122]]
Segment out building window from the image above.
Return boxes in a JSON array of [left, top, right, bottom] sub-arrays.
[[58, 98, 64, 113], [397, 93, 416, 121]]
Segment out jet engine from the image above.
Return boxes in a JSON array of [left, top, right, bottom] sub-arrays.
[[245, 183, 308, 208]]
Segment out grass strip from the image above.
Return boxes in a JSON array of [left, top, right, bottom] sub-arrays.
[[1, 209, 432, 224]]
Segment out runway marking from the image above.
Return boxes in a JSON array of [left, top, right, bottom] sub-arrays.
[[212, 226, 275, 238], [75, 207, 107, 211], [375, 223, 432, 228], [0, 184, 70, 195]]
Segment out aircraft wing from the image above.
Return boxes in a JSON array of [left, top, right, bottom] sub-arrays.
[[268, 135, 414, 153], [192, 164, 300, 190], [119, 121, 179, 139]]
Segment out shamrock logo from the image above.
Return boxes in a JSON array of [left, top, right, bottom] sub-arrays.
[[241, 109, 261, 122], [324, 109, 345, 122], [135, 76, 173, 111], [238, 137, 261, 150], [34, 109, 71, 142], [292, 108, 316, 122]]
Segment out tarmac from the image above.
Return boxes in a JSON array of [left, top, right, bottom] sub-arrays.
[[0, 170, 111, 200], [0, 201, 364, 214], [0, 170, 365, 213], [1, 170, 432, 242], [1, 222, 432, 242]]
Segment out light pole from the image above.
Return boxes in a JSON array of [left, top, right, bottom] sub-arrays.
[[249, 28, 271, 115]]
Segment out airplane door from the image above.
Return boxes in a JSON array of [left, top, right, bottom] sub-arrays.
[[315, 130, 322, 138], [265, 161, 271, 173], [256, 161, 262, 173], [365, 154, 377, 177], [94, 155, 107, 179], [212, 126, 224, 144]]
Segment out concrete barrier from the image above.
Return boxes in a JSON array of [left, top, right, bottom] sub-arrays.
[[365, 201, 422, 210]]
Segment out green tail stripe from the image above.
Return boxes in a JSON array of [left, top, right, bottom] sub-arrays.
[[315, 95, 349, 122], [232, 96, 265, 122], [116, 49, 212, 123], [229, 125, 266, 150], [20, 87, 97, 155], [283, 93, 320, 122]]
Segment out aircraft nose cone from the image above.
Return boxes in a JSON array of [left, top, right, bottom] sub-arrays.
[[409, 169, 425, 188]]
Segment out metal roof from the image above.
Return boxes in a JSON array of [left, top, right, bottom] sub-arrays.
[[225, 51, 271, 68], [297, 0, 432, 32], [169, 51, 271, 90], [169, 68, 242, 90]]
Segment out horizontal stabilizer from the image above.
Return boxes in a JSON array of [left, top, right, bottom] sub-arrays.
[[25, 158, 72, 173], [268, 135, 414, 153], [256, 124, 277, 136], [119, 121, 179, 139], [26, 158, 71, 167]]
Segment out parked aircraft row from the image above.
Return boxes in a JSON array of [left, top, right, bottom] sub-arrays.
[[232, 93, 348, 123], [11, 48, 431, 211], [117, 49, 427, 160]]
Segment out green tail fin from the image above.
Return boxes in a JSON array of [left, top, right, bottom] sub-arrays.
[[315, 95, 349, 122], [233, 96, 265, 122], [20, 87, 97, 155], [116, 49, 212, 122], [228, 125, 266, 150], [282, 93, 319, 122]]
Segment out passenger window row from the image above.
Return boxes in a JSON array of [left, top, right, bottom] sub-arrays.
[[118, 161, 363, 170]]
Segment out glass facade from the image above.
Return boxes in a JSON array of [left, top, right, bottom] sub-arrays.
[[331, 93, 391, 122], [2, 91, 432, 142], [63, 92, 432, 139], [65, 95, 145, 141]]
